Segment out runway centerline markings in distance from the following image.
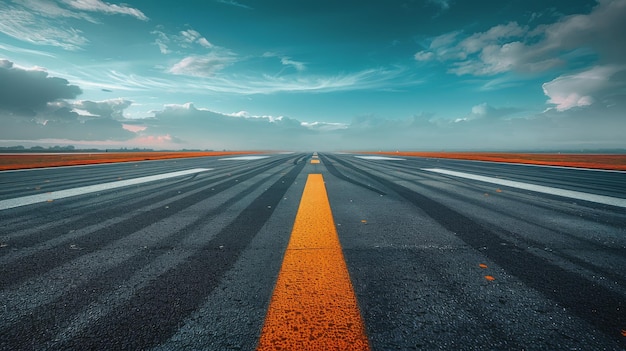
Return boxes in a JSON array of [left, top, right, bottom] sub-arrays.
[[423, 168, 626, 208], [257, 173, 370, 350], [0, 168, 211, 211]]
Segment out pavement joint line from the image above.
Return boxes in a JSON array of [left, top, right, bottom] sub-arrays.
[[0, 168, 211, 211], [257, 173, 370, 350], [422, 168, 626, 208]]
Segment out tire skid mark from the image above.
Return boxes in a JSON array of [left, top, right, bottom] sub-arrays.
[[0, 158, 274, 242], [0, 160, 272, 262], [0, 156, 300, 288], [0, 165, 290, 349], [326, 154, 626, 346], [406, 172, 626, 253], [334, 154, 626, 241], [368, 160, 626, 288], [374, 156, 626, 200], [52, 160, 305, 351], [4, 155, 290, 237], [319, 155, 386, 195]]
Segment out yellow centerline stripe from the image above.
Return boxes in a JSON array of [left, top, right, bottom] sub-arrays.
[[257, 174, 370, 350], [310, 159, 320, 164]]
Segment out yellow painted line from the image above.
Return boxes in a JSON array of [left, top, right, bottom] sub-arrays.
[[257, 174, 370, 350], [310, 159, 320, 164]]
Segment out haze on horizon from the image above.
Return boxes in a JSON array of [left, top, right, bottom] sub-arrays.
[[1, 0, 625, 152]]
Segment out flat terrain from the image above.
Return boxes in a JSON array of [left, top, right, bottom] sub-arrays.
[[0, 151, 262, 170], [1, 153, 625, 350], [367, 151, 626, 171], [2, 151, 625, 171]]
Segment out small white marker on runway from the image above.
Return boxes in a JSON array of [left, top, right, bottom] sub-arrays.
[[0, 168, 211, 211]]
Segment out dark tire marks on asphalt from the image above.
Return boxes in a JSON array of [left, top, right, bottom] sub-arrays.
[[53, 159, 305, 350], [319, 154, 386, 195], [0, 165, 292, 349], [0, 156, 302, 288], [0, 158, 283, 249], [325, 154, 626, 346]]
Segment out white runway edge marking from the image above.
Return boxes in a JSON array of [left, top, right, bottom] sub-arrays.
[[219, 156, 270, 161], [0, 168, 211, 211], [355, 156, 406, 161], [423, 168, 626, 209]]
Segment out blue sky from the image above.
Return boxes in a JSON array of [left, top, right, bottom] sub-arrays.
[[1, 0, 625, 151]]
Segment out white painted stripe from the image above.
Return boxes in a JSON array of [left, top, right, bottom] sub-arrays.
[[219, 156, 270, 161], [355, 156, 406, 161], [422, 168, 626, 208], [0, 168, 211, 211], [429, 157, 626, 174]]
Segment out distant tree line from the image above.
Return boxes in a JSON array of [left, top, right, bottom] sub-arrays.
[[0, 145, 152, 152], [0, 145, 80, 152]]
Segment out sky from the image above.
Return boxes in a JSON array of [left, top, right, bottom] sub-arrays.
[[0, 0, 625, 151]]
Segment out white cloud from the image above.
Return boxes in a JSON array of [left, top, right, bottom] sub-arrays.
[[180, 29, 213, 48], [542, 65, 626, 111], [458, 22, 527, 55], [161, 63, 407, 94], [62, 0, 148, 21], [15, 0, 96, 22], [417, 0, 626, 76], [0, 0, 148, 51], [152, 28, 215, 54], [263, 52, 307, 71], [197, 37, 213, 49], [152, 30, 171, 54], [0, 43, 58, 58], [168, 53, 237, 77], [72, 98, 132, 119], [0, 5, 88, 50], [414, 51, 434, 61], [301, 121, 349, 131], [226, 110, 286, 123], [280, 57, 306, 72]]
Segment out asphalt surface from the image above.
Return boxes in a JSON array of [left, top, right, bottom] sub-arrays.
[[0, 152, 624, 350]]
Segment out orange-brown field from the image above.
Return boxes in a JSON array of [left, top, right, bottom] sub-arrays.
[[0, 151, 263, 171], [365, 151, 626, 171]]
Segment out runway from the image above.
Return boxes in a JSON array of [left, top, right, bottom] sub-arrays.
[[1, 152, 624, 350]]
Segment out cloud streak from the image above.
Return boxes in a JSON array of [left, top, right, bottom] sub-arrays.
[[0, 4, 88, 51], [62, 0, 148, 21], [168, 53, 237, 77], [0, 0, 147, 51], [216, 0, 253, 10]]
